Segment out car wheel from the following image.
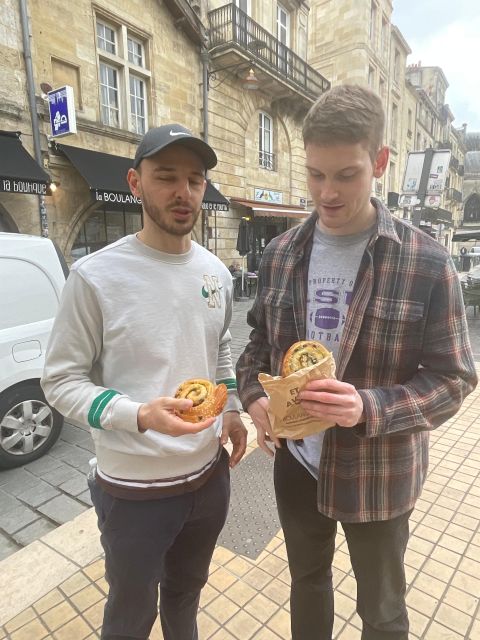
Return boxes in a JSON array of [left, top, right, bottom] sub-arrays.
[[0, 382, 64, 469]]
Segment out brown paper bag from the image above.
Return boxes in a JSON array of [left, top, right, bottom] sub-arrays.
[[258, 354, 336, 439]]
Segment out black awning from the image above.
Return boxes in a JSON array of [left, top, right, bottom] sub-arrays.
[[202, 180, 229, 211], [452, 229, 480, 242], [57, 143, 141, 208], [0, 131, 50, 195]]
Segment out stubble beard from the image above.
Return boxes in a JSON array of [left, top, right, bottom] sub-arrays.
[[142, 192, 201, 237]]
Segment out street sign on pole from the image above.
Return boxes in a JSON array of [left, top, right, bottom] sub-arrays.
[[48, 85, 77, 138]]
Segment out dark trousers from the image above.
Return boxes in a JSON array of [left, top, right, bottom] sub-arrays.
[[274, 445, 411, 640], [89, 449, 230, 640]]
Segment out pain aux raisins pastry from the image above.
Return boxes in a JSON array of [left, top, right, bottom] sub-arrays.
[[281, 340, 330, 377], [174, 379, 227, 423]]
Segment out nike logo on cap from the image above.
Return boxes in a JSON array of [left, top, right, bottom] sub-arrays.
[[170, 130, 189, 136]]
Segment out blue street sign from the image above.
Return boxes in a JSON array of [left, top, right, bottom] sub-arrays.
[[48, 85, 77, 137]]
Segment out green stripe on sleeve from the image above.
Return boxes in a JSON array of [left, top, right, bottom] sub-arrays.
[[217, 377, 237, 390], [88, 390, 121, 429]]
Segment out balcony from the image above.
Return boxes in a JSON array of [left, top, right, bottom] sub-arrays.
[[258, 150, 276, 171], [448, 188, 463, 203], [437, 139, 452, 150], [450, 155, 459, 170], [208, 3, 330, 107]]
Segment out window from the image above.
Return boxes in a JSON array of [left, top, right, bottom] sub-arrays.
[[71, 209, 142, 260], [389, 162, 396, 193], [277, 4, 290, 74], [379, 77, 386, 105], [99, 63, 119, 128], [370, 2, 377, 46], [127, 36, 143, 66], [97, 21, 116, 54], [393, 49, 400, 82], [95, 17, 150, 134], [368, 66, 375, 88], [391, 103, 398, 147], [130, 75, 146, 135], [381, 18, 388, 59], [259, 112, 274, 170], [407, 108, 413, 136]]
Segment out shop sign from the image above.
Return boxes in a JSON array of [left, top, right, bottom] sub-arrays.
[[94, 190, 141, 205], [254, 188, 283, 204], [48, 85, 77, 137], [0, 178, 47, 195]]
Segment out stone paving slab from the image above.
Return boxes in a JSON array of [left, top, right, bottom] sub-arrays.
[[0, 393, 479, 638]]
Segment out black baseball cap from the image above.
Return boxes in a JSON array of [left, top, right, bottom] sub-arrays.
[[133, 124, 217, 170]]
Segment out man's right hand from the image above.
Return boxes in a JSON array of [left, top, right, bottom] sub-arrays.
[[247, 396, 281, 457], [137, 397, 216, 436]]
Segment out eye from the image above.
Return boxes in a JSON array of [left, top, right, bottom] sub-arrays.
[[338, 173, 357, 181]]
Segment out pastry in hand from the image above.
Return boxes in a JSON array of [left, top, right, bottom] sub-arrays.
[[174, 378, 227, 423], [282, 340, 330, 377]]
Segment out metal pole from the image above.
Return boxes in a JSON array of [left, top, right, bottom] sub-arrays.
[[412, 147, 435, 228], [19, 0, 48, 236], [200, 47, 209, 249]]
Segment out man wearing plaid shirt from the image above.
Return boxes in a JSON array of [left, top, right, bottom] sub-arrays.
[[236, 85, 477, 640]]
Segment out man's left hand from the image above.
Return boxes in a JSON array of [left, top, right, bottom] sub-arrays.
[[221, 411, 248, 468], [298, 378, 364, 428]]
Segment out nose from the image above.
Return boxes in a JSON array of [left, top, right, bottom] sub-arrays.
[[321, 180, 339, 203], [174, 179, 191, 200]]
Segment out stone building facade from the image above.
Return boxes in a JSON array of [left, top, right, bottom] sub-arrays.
[[0, 0, 328, 270], [0, 0, 470, 264]]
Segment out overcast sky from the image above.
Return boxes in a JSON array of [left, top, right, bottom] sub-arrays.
[[392, 0, 480, 132]]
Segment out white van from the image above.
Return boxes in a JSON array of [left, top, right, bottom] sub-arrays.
[[0, 233, 68, 468]]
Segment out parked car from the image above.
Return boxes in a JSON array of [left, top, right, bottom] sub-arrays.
[[466, 265, 480, 287], [0, 233, 68, 469]]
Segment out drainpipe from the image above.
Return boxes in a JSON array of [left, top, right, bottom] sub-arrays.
[[19, 0, 48, 236], [200, 47, 210, 249]]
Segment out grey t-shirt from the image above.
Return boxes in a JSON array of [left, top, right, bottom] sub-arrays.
[[288, 221, 376, 478]]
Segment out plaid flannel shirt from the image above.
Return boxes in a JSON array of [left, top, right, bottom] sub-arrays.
[[236, 199, 477, 522]]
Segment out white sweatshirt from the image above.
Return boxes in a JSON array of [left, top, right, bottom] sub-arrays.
[[41, 234, 242, 493]]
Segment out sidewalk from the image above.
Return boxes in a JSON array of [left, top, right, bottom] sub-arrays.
[[0, 302, 479, 639]]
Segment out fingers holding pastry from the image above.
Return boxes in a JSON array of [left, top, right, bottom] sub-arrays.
[[282, 340, 331, 377], [175, 378, 227, 423]]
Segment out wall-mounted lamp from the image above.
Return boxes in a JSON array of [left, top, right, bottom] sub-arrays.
[[40, 82, 53, 101], [207, 62, 259, 91], [46, 181, 60, 195]]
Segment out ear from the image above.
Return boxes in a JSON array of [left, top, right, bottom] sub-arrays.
[[127, 168, 141, 198], [373, 146, 389, 178]]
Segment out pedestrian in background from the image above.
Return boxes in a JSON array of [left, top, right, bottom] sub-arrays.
[[42, 124, 247, 640], [236, 85, 477, 640]]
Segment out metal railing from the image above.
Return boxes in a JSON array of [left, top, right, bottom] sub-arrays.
[[208, 3, 330, 100], [448, 188, 463, 203], [258, 150, 275, 170]]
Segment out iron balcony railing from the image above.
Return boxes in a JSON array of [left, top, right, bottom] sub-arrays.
[[208, 3, 330, 100], [259, 150, 275, 171], [448, 188, 463, 203]]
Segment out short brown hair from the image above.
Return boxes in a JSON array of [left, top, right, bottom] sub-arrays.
[[302, 84, 385, 160]]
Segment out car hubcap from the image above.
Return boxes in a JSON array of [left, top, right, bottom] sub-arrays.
[[0, 400, 53, 456]]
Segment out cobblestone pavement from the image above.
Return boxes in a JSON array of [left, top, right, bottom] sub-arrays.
[[0, 298, 478, 561]]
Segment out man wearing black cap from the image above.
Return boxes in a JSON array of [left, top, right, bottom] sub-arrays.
[[42, 124, 247, 640]]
